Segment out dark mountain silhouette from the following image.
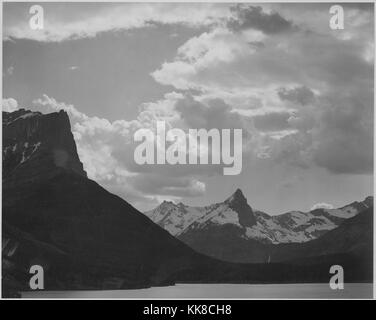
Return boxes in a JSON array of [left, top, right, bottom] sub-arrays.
[[3, 109, 86, 187], [2, 109, 208, 295], [271, 206, 373, 264], [226, 188, 257, 227]]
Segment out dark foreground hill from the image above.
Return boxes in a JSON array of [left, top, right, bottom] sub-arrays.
[[2, 109, 210, 295]]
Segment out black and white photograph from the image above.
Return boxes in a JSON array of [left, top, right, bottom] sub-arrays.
[[1, 1, 374, 301]]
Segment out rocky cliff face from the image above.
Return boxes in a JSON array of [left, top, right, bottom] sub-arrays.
[[1, 109, 210, 295], [225, 189, 256, 227], [145, 189, 257, 237], [3, 109, 86, 189]]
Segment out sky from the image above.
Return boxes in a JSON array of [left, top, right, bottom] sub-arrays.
[[2, 2, 374, 214]]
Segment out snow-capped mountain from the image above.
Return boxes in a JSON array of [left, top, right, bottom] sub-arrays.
[[145, 189, 373, 244]]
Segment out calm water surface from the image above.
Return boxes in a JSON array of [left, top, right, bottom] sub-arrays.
[[22, 283, 373, 299]]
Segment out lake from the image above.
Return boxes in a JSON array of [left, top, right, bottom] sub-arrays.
[[22, 283, 373, 299]]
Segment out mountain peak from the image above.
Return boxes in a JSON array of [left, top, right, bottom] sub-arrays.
[[3, 109, 87, 187], [225, 188, 256, 227], [160, 200, 174, 206], [363, 196, 373, 208], [234, 188, 244, 196], [226, 188, 246, 203]]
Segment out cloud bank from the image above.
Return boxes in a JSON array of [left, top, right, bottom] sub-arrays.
[[5, 3, 373, 211]]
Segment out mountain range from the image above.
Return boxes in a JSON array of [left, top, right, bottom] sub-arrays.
[[145, 189, 373, 263], [2, 108, 373, 297]]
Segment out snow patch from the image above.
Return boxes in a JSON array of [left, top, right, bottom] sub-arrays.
[[145, 194, 368, 244]]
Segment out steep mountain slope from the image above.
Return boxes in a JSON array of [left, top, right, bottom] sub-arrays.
[[145, 189, 372, 263], [173, 207, 373, 283], [177, 205, 373, 266], [146, 189, 372, 244], [1, 109, 210, 294], [271, 206, 373, 263]]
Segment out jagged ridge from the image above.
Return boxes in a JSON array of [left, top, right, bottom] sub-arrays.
[[145, 189, 373, 244]]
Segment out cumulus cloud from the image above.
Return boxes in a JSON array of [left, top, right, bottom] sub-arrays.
[[32, 94, 230, 208], [311, 202, 334, 210], [228, 5, 295, 34], [152, 27, 261, 92], [174, 95, 252, 131], [154, 27, 372, 97], [2, 98, 18, 112], [267, 131, 312, 169], [252, 111, 292, 132], [312, 99, 373, 174], [14, 3, 373, 178], [4, 3, 373, 210], [3, 3, 231, 42], [115, 93, 255, 178], [278, 86, 315, 106], [151, 4, 373, 175]]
